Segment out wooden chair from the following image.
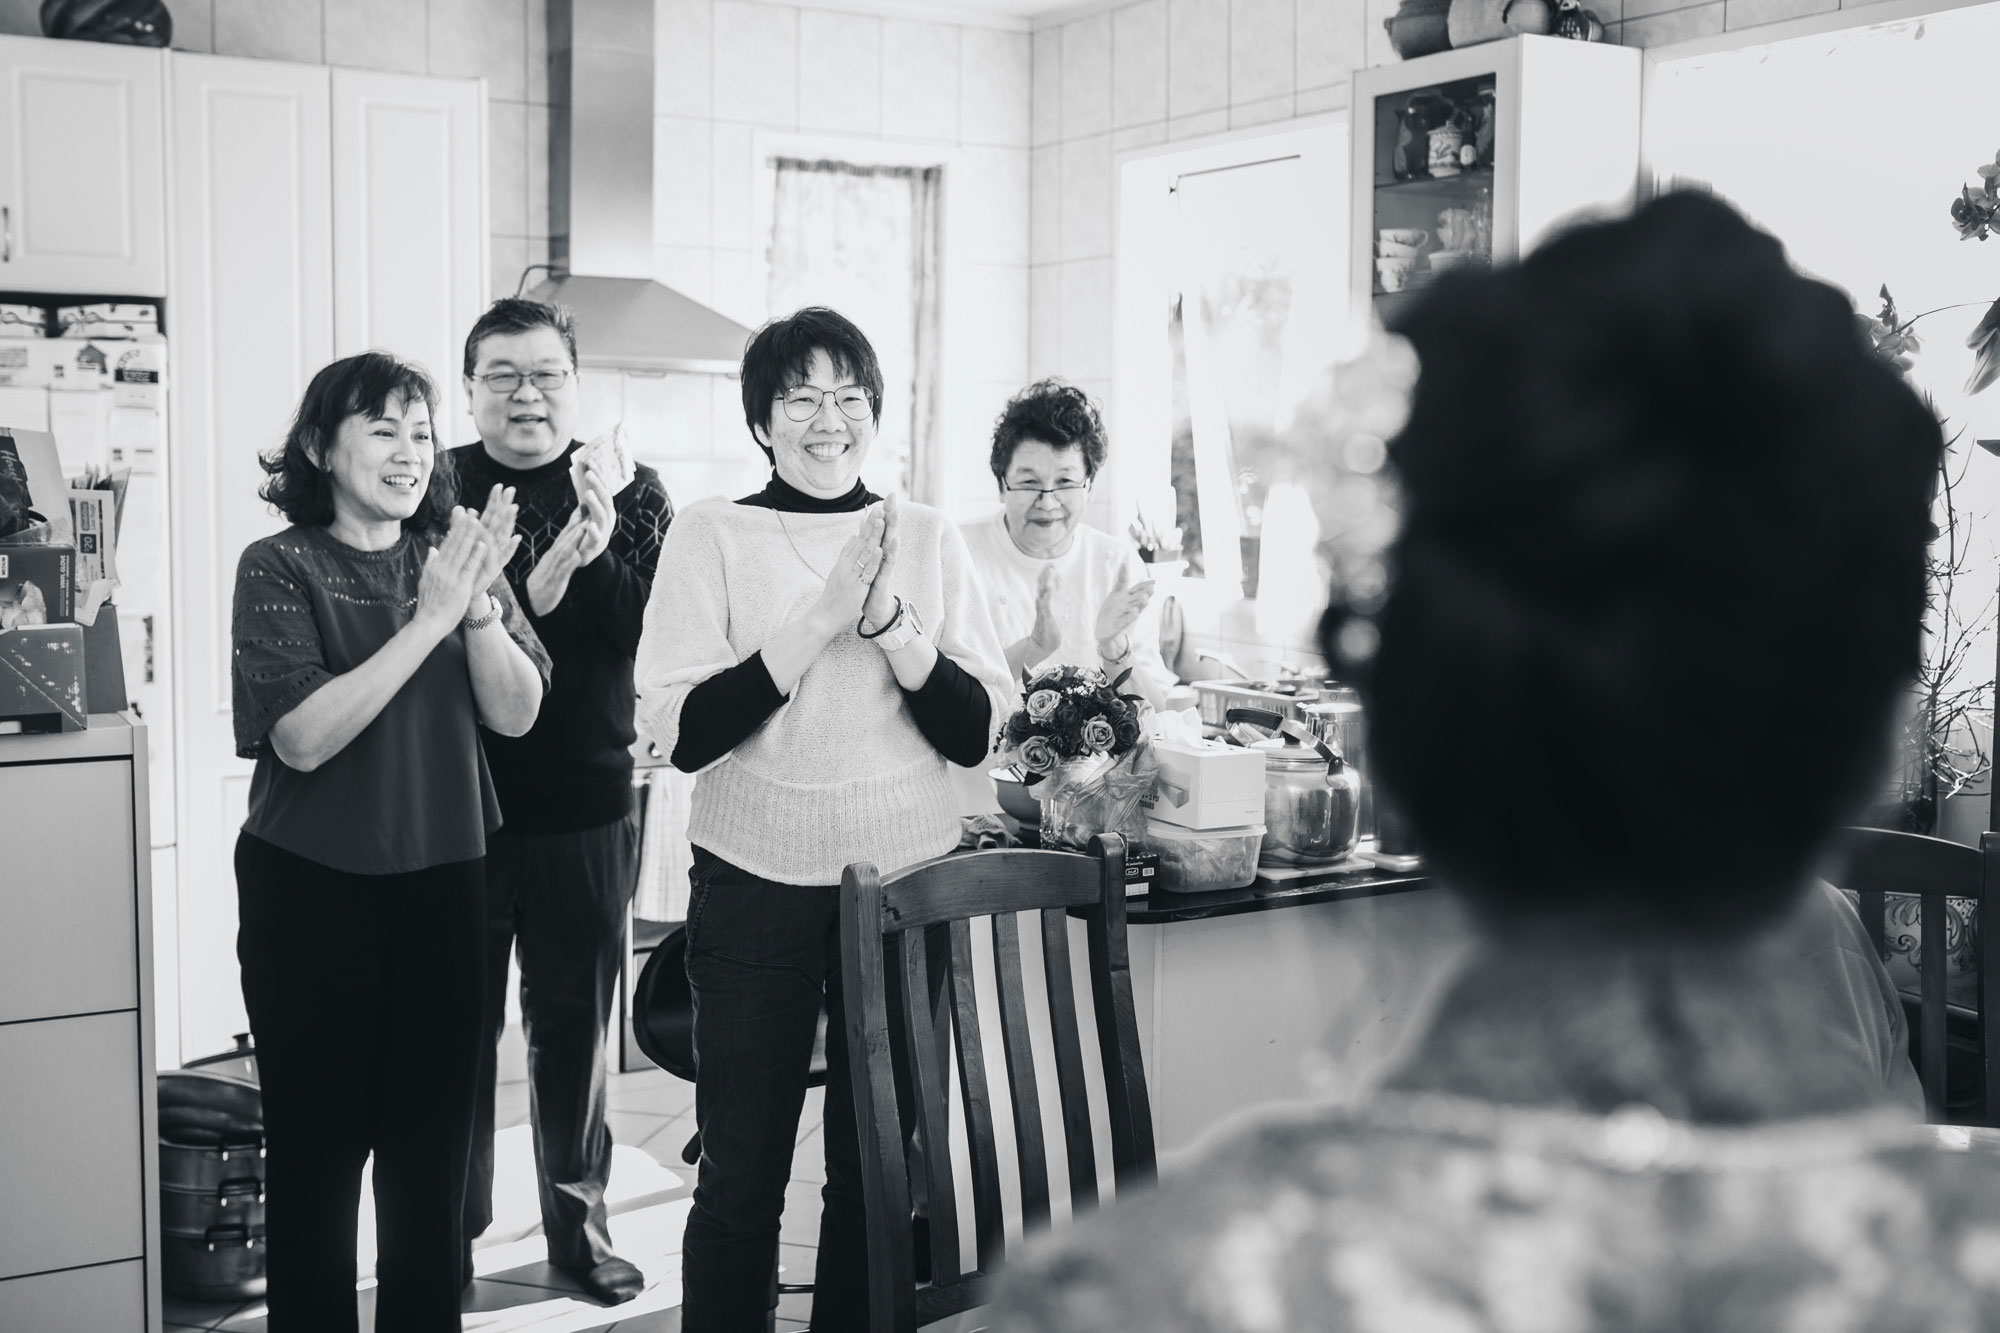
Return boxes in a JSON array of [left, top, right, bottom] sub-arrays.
[[839, 834, 1157, 1333], [1835, 827, 2000, 1124]]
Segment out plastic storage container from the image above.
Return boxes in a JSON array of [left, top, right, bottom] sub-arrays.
[[1145, 821, 1265, 892]]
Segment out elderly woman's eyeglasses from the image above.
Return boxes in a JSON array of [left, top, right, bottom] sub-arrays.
[[778, 386, 875, 423], [1004, 481, 1089, 499], [474, 368, 573, 394]]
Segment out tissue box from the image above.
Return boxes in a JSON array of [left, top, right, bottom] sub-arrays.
[[0, 543, 76, 626], [1148, 736, 1266, 831], [0, 623, 87, 732]]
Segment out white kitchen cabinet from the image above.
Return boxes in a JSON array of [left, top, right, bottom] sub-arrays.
[[1350, 35, 1641, 325], [167, 52, 332, 1061], [0, 34, 166, 294], [331, 68, 487, 428], [166, 53, 488, 1061]]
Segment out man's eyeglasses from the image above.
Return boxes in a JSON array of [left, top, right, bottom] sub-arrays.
[[474, 368, 574, 394], [1003, 481, 1089, 499], [778, 386, 875, 423]]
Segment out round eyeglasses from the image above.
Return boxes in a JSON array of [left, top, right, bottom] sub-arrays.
[[474, 368, 574, 394], [778, 386, 875, 423]]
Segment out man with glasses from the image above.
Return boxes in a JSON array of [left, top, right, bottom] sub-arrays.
[[450, 297, 673, 1305], [961, 379, 1173, 712]]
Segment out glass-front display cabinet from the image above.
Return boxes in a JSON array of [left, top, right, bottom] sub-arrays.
[[1351, 36, 1643, 325]]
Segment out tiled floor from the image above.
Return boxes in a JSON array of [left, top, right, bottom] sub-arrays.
[[160, 1021, 829, 1333]]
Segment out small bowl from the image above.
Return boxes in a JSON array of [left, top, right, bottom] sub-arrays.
[[991, 768, 1041, 824], [1376, 257, 1415, 293], [1427, 250, 1478, 272], [1376, 238, 1423, 260], [1378, 228, 1428, 248]]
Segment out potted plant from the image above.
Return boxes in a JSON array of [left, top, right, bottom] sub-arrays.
[[1856, 149, 2000, 834]]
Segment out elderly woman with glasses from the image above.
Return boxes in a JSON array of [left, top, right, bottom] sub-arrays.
[[961, 379, 1174, 710]]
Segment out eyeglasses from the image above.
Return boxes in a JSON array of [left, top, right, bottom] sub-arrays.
[[1003, 481, 1090, 499], [778, 386, 875, 423], [474, 368, 574, 394]]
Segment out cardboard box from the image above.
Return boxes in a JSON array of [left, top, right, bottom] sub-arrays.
[[1147, 736, 1267, 831], [0, 623, 87, 732], [57, 303, 158, 341], [0, 543, 75, 627], [81, 606, 127, 713]]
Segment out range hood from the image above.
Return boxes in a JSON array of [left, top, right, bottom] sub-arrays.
[[530, 0, 752, 375]]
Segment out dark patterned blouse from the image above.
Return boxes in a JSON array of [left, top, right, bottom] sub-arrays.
[[231, 524, 549, 875]]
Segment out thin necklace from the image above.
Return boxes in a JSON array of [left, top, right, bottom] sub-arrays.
[[774, 508, 832, 579]]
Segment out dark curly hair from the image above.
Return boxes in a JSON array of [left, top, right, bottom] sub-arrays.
[[1326, 192, 1942, 941], [463, 297, 577, 378], [989, 379, 1107, 485], [259, 352, 454, 535], [739, 307, 883, 461]]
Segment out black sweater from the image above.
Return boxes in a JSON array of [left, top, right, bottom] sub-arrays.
[[451, 441, 673, 833], [669, 474, 992, 771]]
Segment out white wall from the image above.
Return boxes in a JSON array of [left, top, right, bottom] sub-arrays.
[[635, 0, 1033, 516]]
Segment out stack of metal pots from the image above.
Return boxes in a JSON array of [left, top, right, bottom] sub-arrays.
[[159, 1035, 267, 1302]]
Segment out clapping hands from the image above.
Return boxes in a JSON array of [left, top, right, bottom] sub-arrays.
[[418, 484, 521, 632]]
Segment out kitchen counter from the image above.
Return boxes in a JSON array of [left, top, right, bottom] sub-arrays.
[[1127, 856, 1433, 924]]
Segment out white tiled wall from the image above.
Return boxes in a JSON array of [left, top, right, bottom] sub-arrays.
[[648, 0, 1032, 518]]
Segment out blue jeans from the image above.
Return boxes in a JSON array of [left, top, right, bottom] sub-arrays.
[[679, 846, 918, 1332]]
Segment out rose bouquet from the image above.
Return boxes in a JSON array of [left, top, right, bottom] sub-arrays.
[[996, 663, 1155, 851]]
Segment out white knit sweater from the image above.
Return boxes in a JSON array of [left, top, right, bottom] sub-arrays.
[[635, 498, 1014, 885], [959, 512, 1175, 709]]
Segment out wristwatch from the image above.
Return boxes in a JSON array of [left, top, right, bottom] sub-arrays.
[[859, 597, 925, 652], [462, 593, 501, 632]]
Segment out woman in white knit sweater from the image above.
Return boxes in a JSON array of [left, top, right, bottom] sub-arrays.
[[635, 307, 1011, 1332], [959, 380, 1175, 711]]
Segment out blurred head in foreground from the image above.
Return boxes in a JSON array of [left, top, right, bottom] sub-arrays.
[[1324, 192, 1943, 941]]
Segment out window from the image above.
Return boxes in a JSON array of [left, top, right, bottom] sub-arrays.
[[761, 157, 944, 502], [1115, 121, 1349, 637]]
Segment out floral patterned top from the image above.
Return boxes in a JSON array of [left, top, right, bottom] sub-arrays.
[[987, 1094, 2000, 1333]]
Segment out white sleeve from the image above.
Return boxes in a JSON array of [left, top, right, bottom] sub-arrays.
[[635, 510, 739, 760], [934, 515, 1019, 759]]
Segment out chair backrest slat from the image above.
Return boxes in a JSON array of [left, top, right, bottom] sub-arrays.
[[1837, 826, 2000, 1129], [1921, 888, 1950, 1119], [947, 917, 1007, 1271], [840, 866, 918, 1333], [1038, 905, 1099, 1213], [1083, 845, 1157, 1185], [1982, 833, 2000, 1123], [990, 911, 1052, 1230], [841, 835, 1155, 1332], [897, 925, 962, 1286]]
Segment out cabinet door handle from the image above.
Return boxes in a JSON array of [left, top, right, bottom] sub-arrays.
[[2, 206, 11, 262]]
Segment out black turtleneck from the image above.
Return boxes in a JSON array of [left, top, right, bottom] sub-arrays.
[[668, 473, 993, 773]]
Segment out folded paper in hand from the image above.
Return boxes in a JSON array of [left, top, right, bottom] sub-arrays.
[[576, 424, 636, 496]]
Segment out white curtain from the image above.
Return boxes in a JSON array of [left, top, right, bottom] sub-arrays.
[[766, 158, 943, 502]]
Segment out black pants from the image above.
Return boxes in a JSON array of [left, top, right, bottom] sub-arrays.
[[680, 846, 921, 1333], [234, 833, 485, 1333], [465, 813, 640, 1270]]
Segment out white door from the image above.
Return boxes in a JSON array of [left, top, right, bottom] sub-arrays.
[[0, 35, 165, 294], [330, 68, 487, 435], [168, 53, 333, 1060]]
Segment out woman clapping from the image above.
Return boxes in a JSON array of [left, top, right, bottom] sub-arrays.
[[230, 352, 549, 1331]]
